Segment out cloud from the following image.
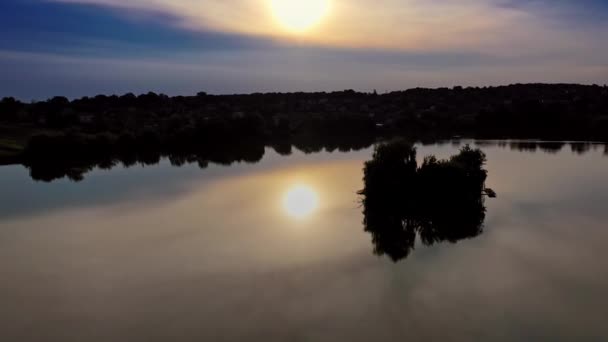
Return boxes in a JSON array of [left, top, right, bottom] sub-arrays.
[[2, 47, 606, 100], [0, 0, 606, 98], [47, 0, 607, 56]]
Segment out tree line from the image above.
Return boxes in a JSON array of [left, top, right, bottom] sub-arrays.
[[0, 83, 607, 176]]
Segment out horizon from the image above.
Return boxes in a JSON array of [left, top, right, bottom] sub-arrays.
[[1, 0, 607, 100], [5, 82, 608, 102]]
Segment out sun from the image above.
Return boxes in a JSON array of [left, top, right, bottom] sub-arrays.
[[269, 0, 331, 33], [283, 185, 319, 219]]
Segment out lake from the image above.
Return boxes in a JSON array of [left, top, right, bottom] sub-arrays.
[[1, 140, 607, 341]]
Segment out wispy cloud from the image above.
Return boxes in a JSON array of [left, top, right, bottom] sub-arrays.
[[0, 0, 605, 99], [2, 47, 606, 100], [48, 0, 608, 55]]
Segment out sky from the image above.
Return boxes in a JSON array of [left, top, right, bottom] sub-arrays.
[[1, 0, 607, 100]]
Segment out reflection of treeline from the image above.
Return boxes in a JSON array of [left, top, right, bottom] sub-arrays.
[[14, 137, 608, 182], [473, 140, 607, 155], [20, 131, 375, 182], [359, 141, 495, 262]]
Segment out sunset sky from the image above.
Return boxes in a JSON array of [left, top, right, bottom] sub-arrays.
[[1, 0, 607, 99]]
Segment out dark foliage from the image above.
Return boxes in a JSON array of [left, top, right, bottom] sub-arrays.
[[1, 83, 607, 179], [19, 132, 373, 182], [359, 141, 494, 262], [1, 83, 607, 139]]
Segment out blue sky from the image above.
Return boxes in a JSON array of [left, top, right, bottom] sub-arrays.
[[1, 0, 607, 100]]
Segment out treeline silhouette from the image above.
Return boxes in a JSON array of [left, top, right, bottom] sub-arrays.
[[358, 141, 495, 262], [1, 83, 607, 178], [2, 85, 607, 142]]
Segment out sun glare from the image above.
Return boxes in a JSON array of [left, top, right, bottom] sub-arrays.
[[283, 185, 319, 219], [269, 0, 331, 33]]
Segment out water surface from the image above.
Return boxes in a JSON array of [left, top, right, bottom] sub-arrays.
[[1, 141, 607, 341]]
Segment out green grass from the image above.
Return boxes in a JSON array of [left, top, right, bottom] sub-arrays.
[[0, 138, 23, 150], [0, 139, 24, 160], [0, 124, 63, 163], [0, 124, 45, 161]]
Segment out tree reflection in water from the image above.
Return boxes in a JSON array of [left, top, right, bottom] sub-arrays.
[[17, 136, 607, 183], [358, 141, 495, 262]]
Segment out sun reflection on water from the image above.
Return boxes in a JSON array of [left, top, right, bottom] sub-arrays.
[[282, 184, 319, 219]]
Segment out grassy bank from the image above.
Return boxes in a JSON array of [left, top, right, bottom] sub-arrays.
[[0, 125, 58, 165]]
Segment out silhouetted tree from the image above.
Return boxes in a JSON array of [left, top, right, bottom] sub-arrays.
[[359, 141, 494, 262], [571, 142, 592, 155], [4, 84, 608, 179], [538, 142, 565, 154], [0, 97, 23, 122]]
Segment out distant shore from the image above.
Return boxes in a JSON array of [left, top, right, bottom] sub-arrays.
[[1, 83, 607, 177]]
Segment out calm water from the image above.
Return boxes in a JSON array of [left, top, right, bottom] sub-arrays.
[[1, 141, 608, 341]]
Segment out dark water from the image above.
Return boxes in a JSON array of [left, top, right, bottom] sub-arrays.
[[1, 141, 608, 341]]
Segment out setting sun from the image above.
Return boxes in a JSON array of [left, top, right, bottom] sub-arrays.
[[269, 0, 331, 33], [283, 185, 319, 219]]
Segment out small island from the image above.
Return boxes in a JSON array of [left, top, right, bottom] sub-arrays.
[[359, 141, 495, 261]]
